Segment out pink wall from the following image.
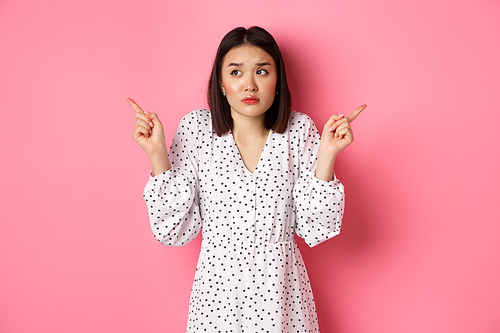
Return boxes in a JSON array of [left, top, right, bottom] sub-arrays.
[[1, 0, 499, 332]]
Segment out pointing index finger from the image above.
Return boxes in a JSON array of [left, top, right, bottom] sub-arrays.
[[346, 104, 367, 123], [127, 97, 144, 114]]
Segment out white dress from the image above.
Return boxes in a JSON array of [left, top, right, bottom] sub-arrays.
[[143, 109, 345, 332]]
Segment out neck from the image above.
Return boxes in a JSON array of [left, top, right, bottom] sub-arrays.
[[231, 111, 268, 140]]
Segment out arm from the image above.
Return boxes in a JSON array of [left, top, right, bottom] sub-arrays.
[[128, 98, 202, 246], [293, 105, 366, 247], [143, 111, 202, 246], [292, 115, 344, 247]]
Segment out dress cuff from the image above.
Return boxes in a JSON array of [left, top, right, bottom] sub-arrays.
[[312, 172, 339, 184], [148, 169, 173, 180]]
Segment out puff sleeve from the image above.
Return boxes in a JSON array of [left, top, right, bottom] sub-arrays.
[[293, 115, 345, 247], [143, 111, 202, 246]]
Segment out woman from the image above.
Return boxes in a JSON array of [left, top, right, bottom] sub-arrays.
[[128, 26, 365, 333]]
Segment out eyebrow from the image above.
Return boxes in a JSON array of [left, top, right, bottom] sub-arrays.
[[227, 61, 272, 67]]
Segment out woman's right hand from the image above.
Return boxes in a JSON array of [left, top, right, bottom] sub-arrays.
[[128, 98, 167, 156], [128, 98, 171, 175]]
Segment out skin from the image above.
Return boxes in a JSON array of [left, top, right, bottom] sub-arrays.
[[315, 104, 366, 181], [128, 98, 170, 176], [219, 45, 278, 172], [128, 45, 366, 178]]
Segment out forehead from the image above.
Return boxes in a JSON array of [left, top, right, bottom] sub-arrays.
[[222, 45, 275, 66]]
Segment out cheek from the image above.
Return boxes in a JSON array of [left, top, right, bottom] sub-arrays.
[[224, 84, 237, 95], [263, 78, 278, 97], [221, 77, 239, 94], [224, 87, 240, 103]]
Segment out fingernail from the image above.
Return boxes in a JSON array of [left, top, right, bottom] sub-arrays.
[[329, 126, 334, 132], [338, 114, 344, 117]]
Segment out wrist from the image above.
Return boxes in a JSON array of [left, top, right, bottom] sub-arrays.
[[315, 153, 337, 181], [148, 147, 171, 176], [148, 145, 168, 159]]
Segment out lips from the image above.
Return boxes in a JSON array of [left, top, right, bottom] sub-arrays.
[[242, 96, 260, 104]]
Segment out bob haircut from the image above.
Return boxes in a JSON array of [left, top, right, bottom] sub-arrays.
[[207, 26, 292, 136]]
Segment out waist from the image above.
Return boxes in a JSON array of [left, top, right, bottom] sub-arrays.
[[202, 238, 296, 248]]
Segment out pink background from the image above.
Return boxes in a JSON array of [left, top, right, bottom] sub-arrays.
[[1, 0, 499, 332]]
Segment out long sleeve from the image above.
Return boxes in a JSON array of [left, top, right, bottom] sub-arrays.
[[292, 114, 345, 247], [143, 111, 202, 246]]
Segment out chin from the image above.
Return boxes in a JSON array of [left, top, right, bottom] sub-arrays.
[[231, 104, 270, 118]]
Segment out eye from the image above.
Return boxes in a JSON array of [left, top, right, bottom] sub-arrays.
[[256, 69, 268, 76], [230, 70, 242, 76]]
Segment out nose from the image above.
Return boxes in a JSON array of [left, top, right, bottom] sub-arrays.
[[244, 76, 258, 92]]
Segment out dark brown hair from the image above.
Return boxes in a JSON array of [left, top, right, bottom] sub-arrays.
[[207, 26, 292, 136]]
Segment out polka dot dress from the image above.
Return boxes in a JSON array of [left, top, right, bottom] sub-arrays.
[[143, 109, 345, 332]]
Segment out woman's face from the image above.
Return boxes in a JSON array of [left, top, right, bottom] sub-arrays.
[[220, 45, 278, 122]]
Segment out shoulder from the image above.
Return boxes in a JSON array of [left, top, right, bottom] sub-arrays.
[[180, 109, 212, 125], [287, 110, 318, 133], [177, 109, 213, 133]]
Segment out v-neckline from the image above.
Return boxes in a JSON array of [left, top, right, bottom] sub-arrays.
[[229, 129, 272, 175]]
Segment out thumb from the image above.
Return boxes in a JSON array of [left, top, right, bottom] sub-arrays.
[[324, 113, 345, 132], [325, 113, 344, 126], [148, 112, 163, 128]]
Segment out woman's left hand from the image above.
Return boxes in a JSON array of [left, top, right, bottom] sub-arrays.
[[315, 104, 366, 181], [319, 104, 367, 156]]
